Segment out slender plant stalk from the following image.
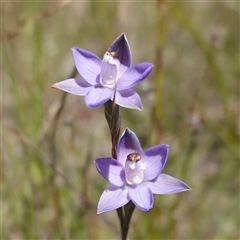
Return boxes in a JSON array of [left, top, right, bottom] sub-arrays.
[[150, 0, 165, 144], [104, 94, 135, 240]]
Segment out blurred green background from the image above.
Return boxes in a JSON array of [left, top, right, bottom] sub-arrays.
[[2, 1, 239, 239]]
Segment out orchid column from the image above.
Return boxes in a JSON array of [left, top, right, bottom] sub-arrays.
[[52, 33, 191, 240]]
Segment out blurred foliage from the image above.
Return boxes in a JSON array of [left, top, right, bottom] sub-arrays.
[[2, 1, 239, 239]]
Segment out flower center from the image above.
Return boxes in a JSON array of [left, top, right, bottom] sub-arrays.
[[125, 153, 145, 185], [99, 52, 120, 89]]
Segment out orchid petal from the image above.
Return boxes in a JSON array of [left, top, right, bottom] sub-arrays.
[[128, 185, 153, 211], [97, 185, 129, 214], [117, 63, 153, 90], [118, 64, 128, 78], [95, 158, 125, 187], [117, 128, 143, 166], [84, 87, 112, 108], [115, 89, 143, 111], [108, 33, 132, 68], [51, 78, 92, 96], [71, 47, 101, 85], [146, 174, 192, 194], [142, 144, 169, 181]]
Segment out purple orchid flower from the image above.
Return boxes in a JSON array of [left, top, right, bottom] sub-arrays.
[[95, 128, 191, 214], [52, 33, 153, 110]]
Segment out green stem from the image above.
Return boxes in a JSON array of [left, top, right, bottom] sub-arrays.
[[104, 99, 121, 158], [104, 98, 135, 240], [150, 0, 165, 144]]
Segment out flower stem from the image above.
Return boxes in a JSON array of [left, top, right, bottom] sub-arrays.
[[104, 97, 121, 159], [104, 97, 135, 240], [122, 201, 136, 239], [117, 202, 135, 240]]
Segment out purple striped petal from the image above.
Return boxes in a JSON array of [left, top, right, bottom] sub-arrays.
[[95, 158, 125, 187], [108, 33, 132, 68], [97, 185, 129, 214], [117, 128, 143, 166], [128, 185, 153, 211], [51, 78, 92, 96], [115, 89, 143, 110], [146, 174, 191, 194], [116, 62, 153, 90], [142, 144, 169, 181], [84, 87, 113, 108], [71, 47, 101, 85]]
